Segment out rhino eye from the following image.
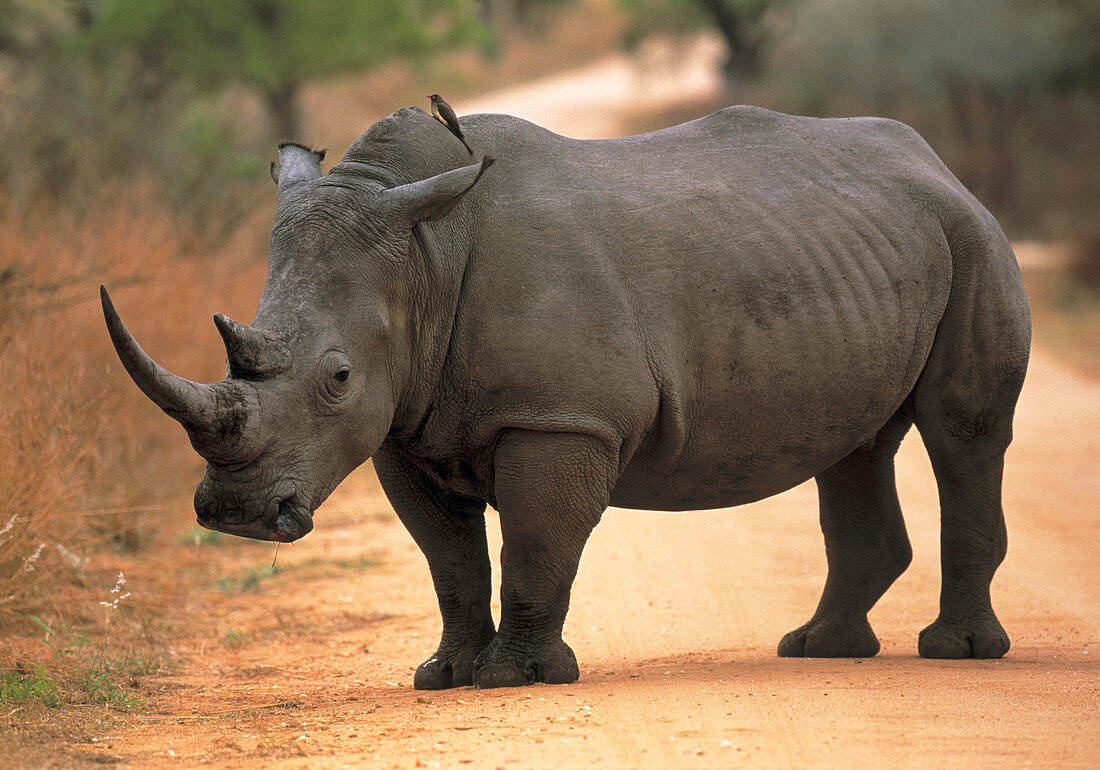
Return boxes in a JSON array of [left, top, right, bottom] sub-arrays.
[[317, 351, 353, 406], [326, 365, 351, 394]]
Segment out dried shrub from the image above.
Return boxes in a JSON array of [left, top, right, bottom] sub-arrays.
[[0, 186, 267, 633]]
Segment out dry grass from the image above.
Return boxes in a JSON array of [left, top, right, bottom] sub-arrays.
[[0, 182, 268, 658], [0, 185, 272, 764]]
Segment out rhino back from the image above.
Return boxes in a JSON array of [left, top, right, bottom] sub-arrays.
[[427, 108, 962, 509]]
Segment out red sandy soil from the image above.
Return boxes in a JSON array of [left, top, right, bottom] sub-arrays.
[[56, 336, 1098, 769]]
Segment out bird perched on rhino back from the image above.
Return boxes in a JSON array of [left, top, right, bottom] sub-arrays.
[[427, 93, 473, 154]]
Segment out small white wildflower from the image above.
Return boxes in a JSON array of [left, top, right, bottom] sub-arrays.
[[22, 543, 46, 572], [0, 514, 16, 544], [99, 571, 131, 610]]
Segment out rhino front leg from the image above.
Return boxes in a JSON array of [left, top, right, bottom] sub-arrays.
[[474, 431, 612, 689], [372, 444, 496, 690]]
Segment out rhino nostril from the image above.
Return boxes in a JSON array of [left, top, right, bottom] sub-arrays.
[[194, 481, 220, 523], [274, 497, 313, 539], [275, 504, 292, 532]]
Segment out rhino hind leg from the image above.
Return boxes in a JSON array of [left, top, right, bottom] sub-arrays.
[[779, 408, 914, 658], [908, 226, 1029, 660], [473, 430, 611, 689], [910, 355, 1025, 660], [911, 394, 1018, 660]]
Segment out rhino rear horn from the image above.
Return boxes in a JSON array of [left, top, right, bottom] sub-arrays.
[[213, 313, 291, 379], [100, 286, 223, 437], [385, 155, 494, 224], [274, 143, 326, 195]]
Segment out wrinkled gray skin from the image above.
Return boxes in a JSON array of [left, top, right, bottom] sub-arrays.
[[103, 105, 1030, 689]]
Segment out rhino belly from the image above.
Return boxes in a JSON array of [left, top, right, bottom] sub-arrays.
[[608, 287, 942, 510], [609, 395, 898, 511]]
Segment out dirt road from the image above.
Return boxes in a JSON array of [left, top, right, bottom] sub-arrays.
[[77, 341, 1100, 768], [460, 33, 725, 138], [75, 45, 1098, 769]]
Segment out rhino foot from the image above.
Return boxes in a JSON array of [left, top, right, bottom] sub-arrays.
[[472, 638, 580, 689], [918, 616, 1009, 659], [414, 656, 474, 690], [414, 640, 492, 690], [777, 616, 881, 658]]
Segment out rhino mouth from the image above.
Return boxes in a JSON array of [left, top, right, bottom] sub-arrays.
[[197, 495, 314, 543]]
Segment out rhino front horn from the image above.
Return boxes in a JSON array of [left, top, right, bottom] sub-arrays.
[[100, 286, 222, 437]]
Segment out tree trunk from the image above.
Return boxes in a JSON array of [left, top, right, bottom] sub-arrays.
[[693, 0, 761, 80], [264, 82, 302, 143]]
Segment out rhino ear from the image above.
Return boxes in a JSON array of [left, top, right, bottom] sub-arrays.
[[385, 156, 494, 225]]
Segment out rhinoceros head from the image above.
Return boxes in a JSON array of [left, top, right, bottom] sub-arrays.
[[103, 138, 491, 542]]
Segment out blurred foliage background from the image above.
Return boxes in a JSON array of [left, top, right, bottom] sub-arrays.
[[1, 0, 1095, 240], [622, 0, 1098, 241], [0, 0, 1096, 728]]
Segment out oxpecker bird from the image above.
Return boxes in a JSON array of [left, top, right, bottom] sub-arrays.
[[427, 93, 473, 154]]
